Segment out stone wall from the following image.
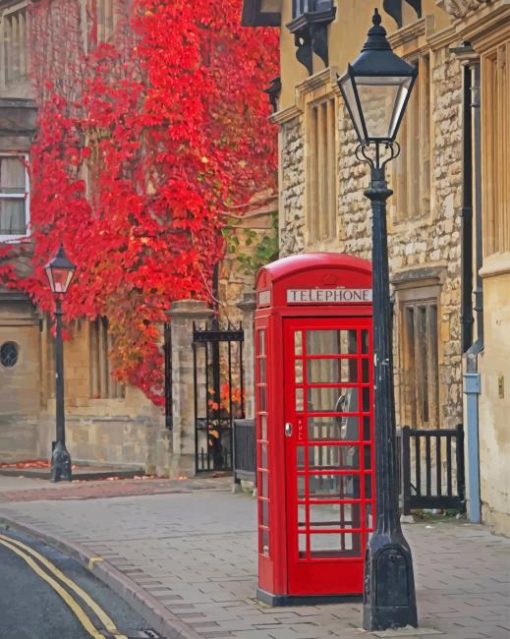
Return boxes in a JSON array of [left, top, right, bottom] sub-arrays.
[[280, 116, 305, 256]]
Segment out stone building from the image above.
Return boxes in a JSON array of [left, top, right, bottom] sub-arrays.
[[0, 0, 275, 474], [242, 0, 509, 534]]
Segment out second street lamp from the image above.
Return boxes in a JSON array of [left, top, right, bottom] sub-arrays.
[[338, 9, 418, 631], [45, 243, 76, 482]]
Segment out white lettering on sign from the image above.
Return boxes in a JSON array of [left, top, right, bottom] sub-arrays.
[[258, 290, 271, 307], [286, 288, 372, 304]]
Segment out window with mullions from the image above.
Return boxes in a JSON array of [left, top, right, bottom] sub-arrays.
[[391, 53, 431, 222], [0, 3, 28, 88], [306, 97, 337, 243], [0, 155, 29, 238], [292, 0, 333, 19], [401, 301, 439, 428]]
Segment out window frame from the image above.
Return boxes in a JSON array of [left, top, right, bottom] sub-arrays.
[[0, 153, 30, 242], [393, 273, 442, 429]]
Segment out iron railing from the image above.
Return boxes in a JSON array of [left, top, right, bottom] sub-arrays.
[[399, 424, 465, 515]]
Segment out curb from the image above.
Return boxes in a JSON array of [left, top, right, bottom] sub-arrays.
[[0, 515, 202, 639]]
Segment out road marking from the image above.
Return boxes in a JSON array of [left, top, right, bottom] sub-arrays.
[[0, 535, 128, 639]]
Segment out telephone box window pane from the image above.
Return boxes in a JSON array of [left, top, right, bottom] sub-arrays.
[[297, 445, 305, 468], [258, 330, 266, 356], [258, 385, 267, 411], [294, 330, 303, 355], [259, 358, 266, 383], [306, 330, 357, 355], [365, 502, 374, 530], [308, 445, 359, 470], [307, 358, 358, 383], [309, 532, 361, 557], [295, 359, 303, 383], [363, 416, 371, 441], [365, 474, 373, 499], [298, 504, 306, 527], [262, 500, 269, 526], [296, 387, 304, 412], [308, 386, 362, 413], [307, 474, 361, 499], [308, 416, 359, 441], [260, 443, 267, 468], [362, 387, 370, 411], [297, 475, 306, 498], [309, 503, 361, 530], [260, 414, 267, 440], [361, 357, 370, 382], [259, 471, 268, 497], [299, 534, 307, 555], [361, 330, 369, 354], [364, 445, 372, 470]]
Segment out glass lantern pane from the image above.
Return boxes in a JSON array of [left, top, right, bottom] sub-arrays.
[[339, 74, 365, 142], [356, 76, 410, 141], [50, 268, 74, 294], [389, 77, 413, 139]]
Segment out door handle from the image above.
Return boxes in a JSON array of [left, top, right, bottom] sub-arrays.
[[285, 422, 293, 437]]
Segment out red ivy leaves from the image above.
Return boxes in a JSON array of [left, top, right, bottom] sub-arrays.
[[0, 0, 278, 404]]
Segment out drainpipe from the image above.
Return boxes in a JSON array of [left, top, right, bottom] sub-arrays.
[[465, 58, 483, 524], [460, 63, 474, 354], [452, 43, 483, 523], [471, 61, 484, 350]]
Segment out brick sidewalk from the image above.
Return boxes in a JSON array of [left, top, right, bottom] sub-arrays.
[[0, 479, 509, 639]]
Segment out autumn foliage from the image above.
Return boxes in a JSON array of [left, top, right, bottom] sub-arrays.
[[0, 0, 278, 403]]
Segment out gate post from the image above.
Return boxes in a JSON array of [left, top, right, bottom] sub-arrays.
[[238, 291, 256, 419], [168, 300, 214, 478]]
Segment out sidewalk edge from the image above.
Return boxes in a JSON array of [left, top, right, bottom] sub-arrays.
[[0, 515, 202, 639]]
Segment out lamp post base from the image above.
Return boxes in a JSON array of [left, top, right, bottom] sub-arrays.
[[51, 440, 73, 482], [363, 531, 418, 631]]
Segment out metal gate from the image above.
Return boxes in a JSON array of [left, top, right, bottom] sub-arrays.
[[193, 322, 245, 472]]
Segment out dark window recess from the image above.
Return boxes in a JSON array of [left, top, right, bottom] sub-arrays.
[[0, 341, 18, 367], [287, 0, 336, 75]]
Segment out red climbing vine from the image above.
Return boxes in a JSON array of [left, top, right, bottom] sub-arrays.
[[0, 0, 278, 404]]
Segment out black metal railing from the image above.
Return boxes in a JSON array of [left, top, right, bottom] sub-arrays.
[[233, 418, 256, 484], [399, 424, 465, 515]]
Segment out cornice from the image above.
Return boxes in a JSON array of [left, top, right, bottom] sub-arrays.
[[270, 104, 303, 125], [295, 66, 339, 109], [388, 17, 430, 49], [426, 24, 457, 50], [456, 4, 510, 49]]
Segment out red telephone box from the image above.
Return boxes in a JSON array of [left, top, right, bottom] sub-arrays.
[[254, 253, 374, 605]]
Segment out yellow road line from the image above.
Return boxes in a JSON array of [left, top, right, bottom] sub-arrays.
[[0, 535, 122, 635], [0, 537, 105, 639], [0, 535, 128, 639]]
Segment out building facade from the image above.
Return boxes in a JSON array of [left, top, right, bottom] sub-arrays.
[[242, 0, 510, 533]]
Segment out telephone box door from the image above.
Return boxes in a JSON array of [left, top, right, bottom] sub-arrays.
[[283, 316, 375, 596]]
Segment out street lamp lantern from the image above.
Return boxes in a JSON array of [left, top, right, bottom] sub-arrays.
[[45, 243, 76, 482], [338, 8, 417, 146], [44, 243, 76, 294], [338, 8, 418, 633]]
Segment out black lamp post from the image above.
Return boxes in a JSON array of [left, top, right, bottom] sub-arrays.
[[338, 9, 418, 631], [45, 244, 76, 482]]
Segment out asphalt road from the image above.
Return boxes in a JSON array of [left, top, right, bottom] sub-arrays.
[[0, 528, 164, 639]]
